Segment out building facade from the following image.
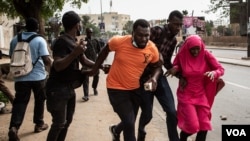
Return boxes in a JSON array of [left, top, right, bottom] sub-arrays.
[[80, 12, 130, 35], [0, 14, 19, 55]]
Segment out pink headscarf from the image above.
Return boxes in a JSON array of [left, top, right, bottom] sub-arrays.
[[175, 35, 206, 74]]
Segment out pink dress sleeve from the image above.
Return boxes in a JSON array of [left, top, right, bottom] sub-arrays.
[[204, 50, 225, 108], [205, 50, 224, 78], [172, 52, 181, 72]]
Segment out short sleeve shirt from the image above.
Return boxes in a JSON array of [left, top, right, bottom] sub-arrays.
[[9, 32, 49, 81], [49, 35, 80, 82], [106, 35, 159, 90]]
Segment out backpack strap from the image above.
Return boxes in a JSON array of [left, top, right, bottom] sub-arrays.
[[17, 33, 22, 42], [26, 34, 41, 42], [59, 34, 76, 47], [17, 32, 41, 42], [25, 34, 42, 66], [32, 56, 40, 66]]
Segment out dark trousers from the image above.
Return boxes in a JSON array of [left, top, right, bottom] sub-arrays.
[[9, 80, 46, 129], [46, 82, 76, 141], [138, 75, 179, 141], [107, 88, 140, 141], [82, 72, 99, 96]]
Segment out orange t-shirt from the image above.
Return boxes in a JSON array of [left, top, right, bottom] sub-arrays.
[[106, 35, 159, 90]]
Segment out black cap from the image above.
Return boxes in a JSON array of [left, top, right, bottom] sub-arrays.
[[25, 17, 38, 31], [62, 11, 81, 29]]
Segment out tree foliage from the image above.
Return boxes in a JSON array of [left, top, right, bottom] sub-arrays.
[[217, 25, 226, 35], [205, 20, 214, 36], [224, 28, 233, 36], [216, 25, 234, 36], [123, 20, 134, 35], [0, 0, 88, 18], [0, 0, 88, 34], [204, 0, 230, 18], [81, 15, 100, 37], [182, 10, 188, 16]]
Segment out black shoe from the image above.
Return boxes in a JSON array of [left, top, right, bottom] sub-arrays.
[[93, 89, 98, 95], [109, 125, 120, 141], [34, 123, 49, 133], [82, 96, 89, 101], [8, 127, 19, 141]]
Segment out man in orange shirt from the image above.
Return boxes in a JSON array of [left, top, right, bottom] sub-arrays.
[[88, 19, 163, 141]]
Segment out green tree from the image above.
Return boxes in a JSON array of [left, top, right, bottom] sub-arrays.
[[205, 20, 214, 36], [224, 28, 233, 36], [123, 20, 134, 35], [217, 25, 226, 35], [205, 0, 230, 18], [81, 15, 100, 37], [182, 10, 188, 16], [0, 0, 88, 34]]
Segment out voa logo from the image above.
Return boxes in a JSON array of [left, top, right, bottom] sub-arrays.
[[226, 129, 246, 136]]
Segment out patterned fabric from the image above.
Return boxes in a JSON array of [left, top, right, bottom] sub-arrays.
[[150, 24, 177, 70]]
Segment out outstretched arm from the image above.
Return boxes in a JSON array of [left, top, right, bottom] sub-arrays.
[[87, 44, 110, 76]]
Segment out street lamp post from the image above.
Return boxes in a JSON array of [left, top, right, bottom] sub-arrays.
[[100, 0, 105, 33], [100, 0, 103, 23], [247, 0, 250, 57]]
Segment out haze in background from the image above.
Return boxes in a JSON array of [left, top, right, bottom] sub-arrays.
[[62, 0, 222, 21]]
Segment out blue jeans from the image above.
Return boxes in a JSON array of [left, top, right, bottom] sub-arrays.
[[46, 81, 76, 141], [107, 88, 140, 141], [138, 74, 179, 141], [9, 80, 46, 129]]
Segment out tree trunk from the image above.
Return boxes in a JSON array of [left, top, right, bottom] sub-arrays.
[[12, 0, 45, 35]]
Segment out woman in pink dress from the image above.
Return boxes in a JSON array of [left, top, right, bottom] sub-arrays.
[[168, 35, 225, 141]]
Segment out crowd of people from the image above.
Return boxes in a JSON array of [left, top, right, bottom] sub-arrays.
[[1, 9, 225, 141]]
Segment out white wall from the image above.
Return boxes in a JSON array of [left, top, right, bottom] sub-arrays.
[[0, 15, 19, 55]]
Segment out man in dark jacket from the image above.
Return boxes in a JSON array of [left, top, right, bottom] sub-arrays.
[[82, 27, 101, 101]]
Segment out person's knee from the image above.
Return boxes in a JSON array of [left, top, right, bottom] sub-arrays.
[[141, 112, 153, 123], [64, 122, 71, 128], [51, 122, 65, 130], [122, 117, 134, 130], [184, 121, 199, 134]]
